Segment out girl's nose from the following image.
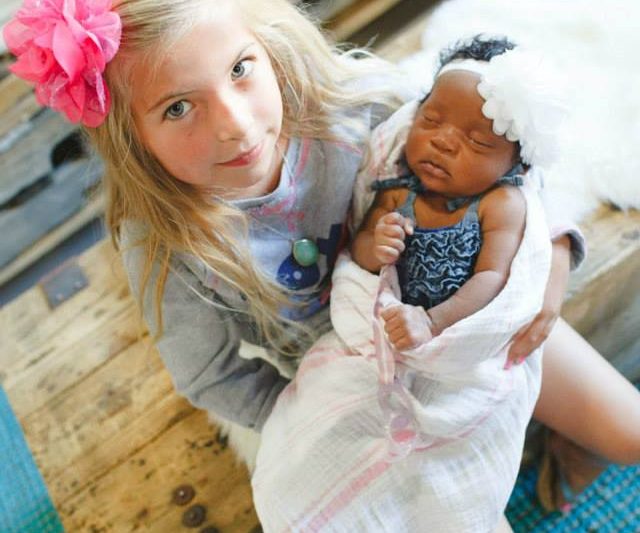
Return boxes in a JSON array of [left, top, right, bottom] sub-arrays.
[[212, 91, 252, 142], [431, 127, 458, 154]]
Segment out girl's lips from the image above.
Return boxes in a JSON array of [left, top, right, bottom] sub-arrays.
[[219, 141, 264, 167], [418, 160, 450, 179]]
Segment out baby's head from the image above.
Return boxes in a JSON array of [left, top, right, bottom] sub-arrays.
[[406, 36, 564, 198], [406, 37, 520, 198]]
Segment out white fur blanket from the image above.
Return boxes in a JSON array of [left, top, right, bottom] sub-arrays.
[[252, 101, 552, 531], [401, 0, 640, 224]]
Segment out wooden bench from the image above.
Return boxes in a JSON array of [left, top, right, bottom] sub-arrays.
[[1, 5, 639, 532]]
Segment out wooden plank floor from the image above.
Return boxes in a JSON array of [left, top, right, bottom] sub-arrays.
[[2, 7, 640, 533]]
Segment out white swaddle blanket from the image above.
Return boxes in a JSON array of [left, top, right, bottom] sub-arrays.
[[252, 101, 552, 533]]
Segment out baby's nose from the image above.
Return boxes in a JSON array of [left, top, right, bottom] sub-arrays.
[[431, 127, 458, 153]]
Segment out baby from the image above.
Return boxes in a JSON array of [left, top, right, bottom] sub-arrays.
[[353, 37, 547, 355]]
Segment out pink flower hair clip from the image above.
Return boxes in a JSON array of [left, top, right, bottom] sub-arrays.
[[3, 0, 122, 127]]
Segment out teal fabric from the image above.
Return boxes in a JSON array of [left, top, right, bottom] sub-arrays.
[[507, 461, 640, 532], [0, 387, 64, 533]]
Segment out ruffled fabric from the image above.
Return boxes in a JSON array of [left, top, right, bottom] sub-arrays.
[[3, 0, 122, 127], [477, 48, 568, 168]]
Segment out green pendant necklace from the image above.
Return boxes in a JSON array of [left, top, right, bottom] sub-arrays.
[[292, 238, 319, 267]]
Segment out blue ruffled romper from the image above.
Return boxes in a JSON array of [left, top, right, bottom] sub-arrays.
[[371, 171, 523, 309]]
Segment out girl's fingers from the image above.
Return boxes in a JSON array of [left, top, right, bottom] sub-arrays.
[[507, 316, 552, 365]]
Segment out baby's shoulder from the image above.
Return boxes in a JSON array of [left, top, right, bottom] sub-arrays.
[[478, 185, 526, 226], [480, 184, 525, 208]]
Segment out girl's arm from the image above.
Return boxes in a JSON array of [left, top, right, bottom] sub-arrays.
[[427, 186, 526, 336], [122, 245, 289, 431], [507, 235, 571, 362]]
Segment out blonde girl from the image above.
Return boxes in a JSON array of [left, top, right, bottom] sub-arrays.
[[5, 0, 639, 517]]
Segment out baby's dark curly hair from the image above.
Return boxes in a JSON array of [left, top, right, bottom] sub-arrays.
[[437, 35, 516, 71]]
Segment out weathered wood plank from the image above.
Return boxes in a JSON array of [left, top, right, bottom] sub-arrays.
[[562, 206, 640, 351], [0, 4, 637, 532], [21, 339, 174, 495], [375, 10, 430, 61], [302, 0, 356, 21], [0, 90, 40, 141], [0, 192, 104, 286], [1, 237, 257, 531], [4, 301, 139, 418], [56, 409, 257, 532], [0, 239, 126, 374], [0, 107, 78, 204], [0, 73, 32, 117], [0, 158, 103, 269], [593, 294, 640, 380], [324, 0, 404, 41]]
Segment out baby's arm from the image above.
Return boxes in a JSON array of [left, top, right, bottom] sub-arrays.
[[427, 187, 526, 336], [352, 189, 432, 350], [351, 188, 412, 272]]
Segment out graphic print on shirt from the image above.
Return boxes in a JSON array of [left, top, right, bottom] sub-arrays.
[[276, 222, 348, 290]]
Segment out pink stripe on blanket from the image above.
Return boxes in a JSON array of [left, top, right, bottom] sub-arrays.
[[292, 442, 392, 532]]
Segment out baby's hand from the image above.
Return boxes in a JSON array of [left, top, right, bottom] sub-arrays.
[[380, 304, 433, 351], [374, 212, 414, 265]]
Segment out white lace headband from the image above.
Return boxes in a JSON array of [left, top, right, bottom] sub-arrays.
[[436, 48, 567, 168]]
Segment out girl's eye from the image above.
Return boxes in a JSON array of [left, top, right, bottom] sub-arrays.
[[231, 58, 254, 80], [164, 100, 193, 120]]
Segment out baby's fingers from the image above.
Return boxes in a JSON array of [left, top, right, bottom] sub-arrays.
[[375, 245, 401, 264], [380, 305, 402, 321], [377, 223, 407, 242]]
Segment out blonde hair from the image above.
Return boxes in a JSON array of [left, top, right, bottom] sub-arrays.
[[87, 0, 402, 352]]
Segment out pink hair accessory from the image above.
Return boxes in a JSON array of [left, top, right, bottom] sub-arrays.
[[3, 0, 122, 127]]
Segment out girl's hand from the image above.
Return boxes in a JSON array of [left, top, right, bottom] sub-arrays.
[[506, 305, 560, 368], [380, 304, 433, 351], [373, 212, 414, 265], [506, 235, 571, 367]]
